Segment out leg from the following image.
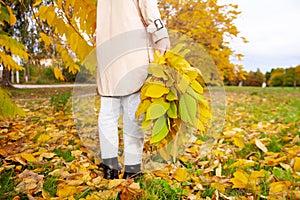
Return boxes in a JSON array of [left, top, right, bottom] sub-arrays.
[[122, 92, 144, 177], [98, 96, 122, 178]]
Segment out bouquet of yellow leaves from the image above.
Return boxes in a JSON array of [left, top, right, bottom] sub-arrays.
[[136, 46, 212, 145]]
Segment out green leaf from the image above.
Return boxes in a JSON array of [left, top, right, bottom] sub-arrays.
[[167, 101, 178, 119], [146, 98, 170, 120], [150, 115, 169, 143], [0, 6, 10, 24], [179, 93, 197, 125], [0, 88, 26, 119], [166, 87, 178, 101], [187, 86, 207, 106], [177, 74, 190, 93], [148, 63, 168, 80]]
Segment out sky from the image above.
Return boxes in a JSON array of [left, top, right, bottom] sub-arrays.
[[218, 0, 300, 73]]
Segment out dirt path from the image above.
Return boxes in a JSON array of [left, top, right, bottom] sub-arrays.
[[11, 83, 96, 89]]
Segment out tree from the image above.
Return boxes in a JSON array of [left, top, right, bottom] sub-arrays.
[[268, 68, 284, 87], [283, 67, 295, 87], [265, 71, 272, 86], [294, 65, 300, 86], [159, 0, 247, 81], [0, 0, 27, 118], [1, 1, 29, 85], [34, 0, 96, 80], [244, 69, 264, 87]]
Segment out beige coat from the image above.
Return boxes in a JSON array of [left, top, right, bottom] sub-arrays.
[[96, 0, 169, 96]]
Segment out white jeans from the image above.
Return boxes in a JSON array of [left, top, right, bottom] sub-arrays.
[[98, 92, 144, 165]]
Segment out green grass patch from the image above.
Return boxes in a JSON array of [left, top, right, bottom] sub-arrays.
[[43, 175, 59, 197], [53, 148, 76, 162], [0, 169, 16, 199], [138, 178, 183, 200], [50, 92, 71, 113]]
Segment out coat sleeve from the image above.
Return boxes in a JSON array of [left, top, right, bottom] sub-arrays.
[[138, 0, 169, 43]]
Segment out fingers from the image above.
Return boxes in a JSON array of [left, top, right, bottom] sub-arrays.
[[155, 38, 170, 55]]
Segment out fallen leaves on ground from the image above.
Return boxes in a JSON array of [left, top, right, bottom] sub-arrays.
[[0, 87, 300, 199]]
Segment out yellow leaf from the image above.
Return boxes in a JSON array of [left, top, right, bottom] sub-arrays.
[[56, 186, 78, 198], [67, 180, 84, 186], [135, 99, 151, 119], [211, 182, 226, 193], [144, 84, 169, 98], [37, 134, 51, 143], [233, 136, 245, 148], [40, 33, 52, 46], [255, 139, 268, 153], [230, 169, 248, 189], [152, 169, 169, 178], [53, 67, 65, 81], [269, 181, 291, 194], [179, 155, 190, 163], [42, 189, 52, 199], [33, 0, 42, 7], [6, 5, 17, 25], [250, 169, 265, 179], [293, 157, 300, 172], [190, 80, 203, 94], [108, 179, 125, 189], [166, 89, 178, 101], [173, 167, 189, 182], [292, 191, 300, 199], [227, 159, 256, 169], [20, 153, 37, 163]]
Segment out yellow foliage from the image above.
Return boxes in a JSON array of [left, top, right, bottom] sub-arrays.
[[269, 181, 291, 194], [293, 157, 300, 172], [20, 153, 37, 163], [160, 0, 245, 80], [53, 67, 65, 81], [173, 167, 189, 182], [230, 169, 265, 192], [137, 48, 211, 146], [34, 0, 96, 79]]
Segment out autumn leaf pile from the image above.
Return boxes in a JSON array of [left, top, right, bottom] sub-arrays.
[[0, 87, 300, 200]]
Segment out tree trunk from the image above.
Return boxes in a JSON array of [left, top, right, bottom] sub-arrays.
[[2, 68, 11, 87]]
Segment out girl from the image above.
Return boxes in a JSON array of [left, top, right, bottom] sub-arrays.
[[96, 0, 170, 179]]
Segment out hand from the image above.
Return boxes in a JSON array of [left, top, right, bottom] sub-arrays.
[[155, 37, 170, 55]]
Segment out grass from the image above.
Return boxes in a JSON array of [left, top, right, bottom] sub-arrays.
[[53, 148, 76, 162], [0, 169, 16, 199], [43, 175, 59, 197], [138, 178, 183, 200]]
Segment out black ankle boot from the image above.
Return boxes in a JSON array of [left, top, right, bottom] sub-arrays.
[[103, 164, 120, 179], [123, 164, 142, 179], [102, 157, 121, 179]]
